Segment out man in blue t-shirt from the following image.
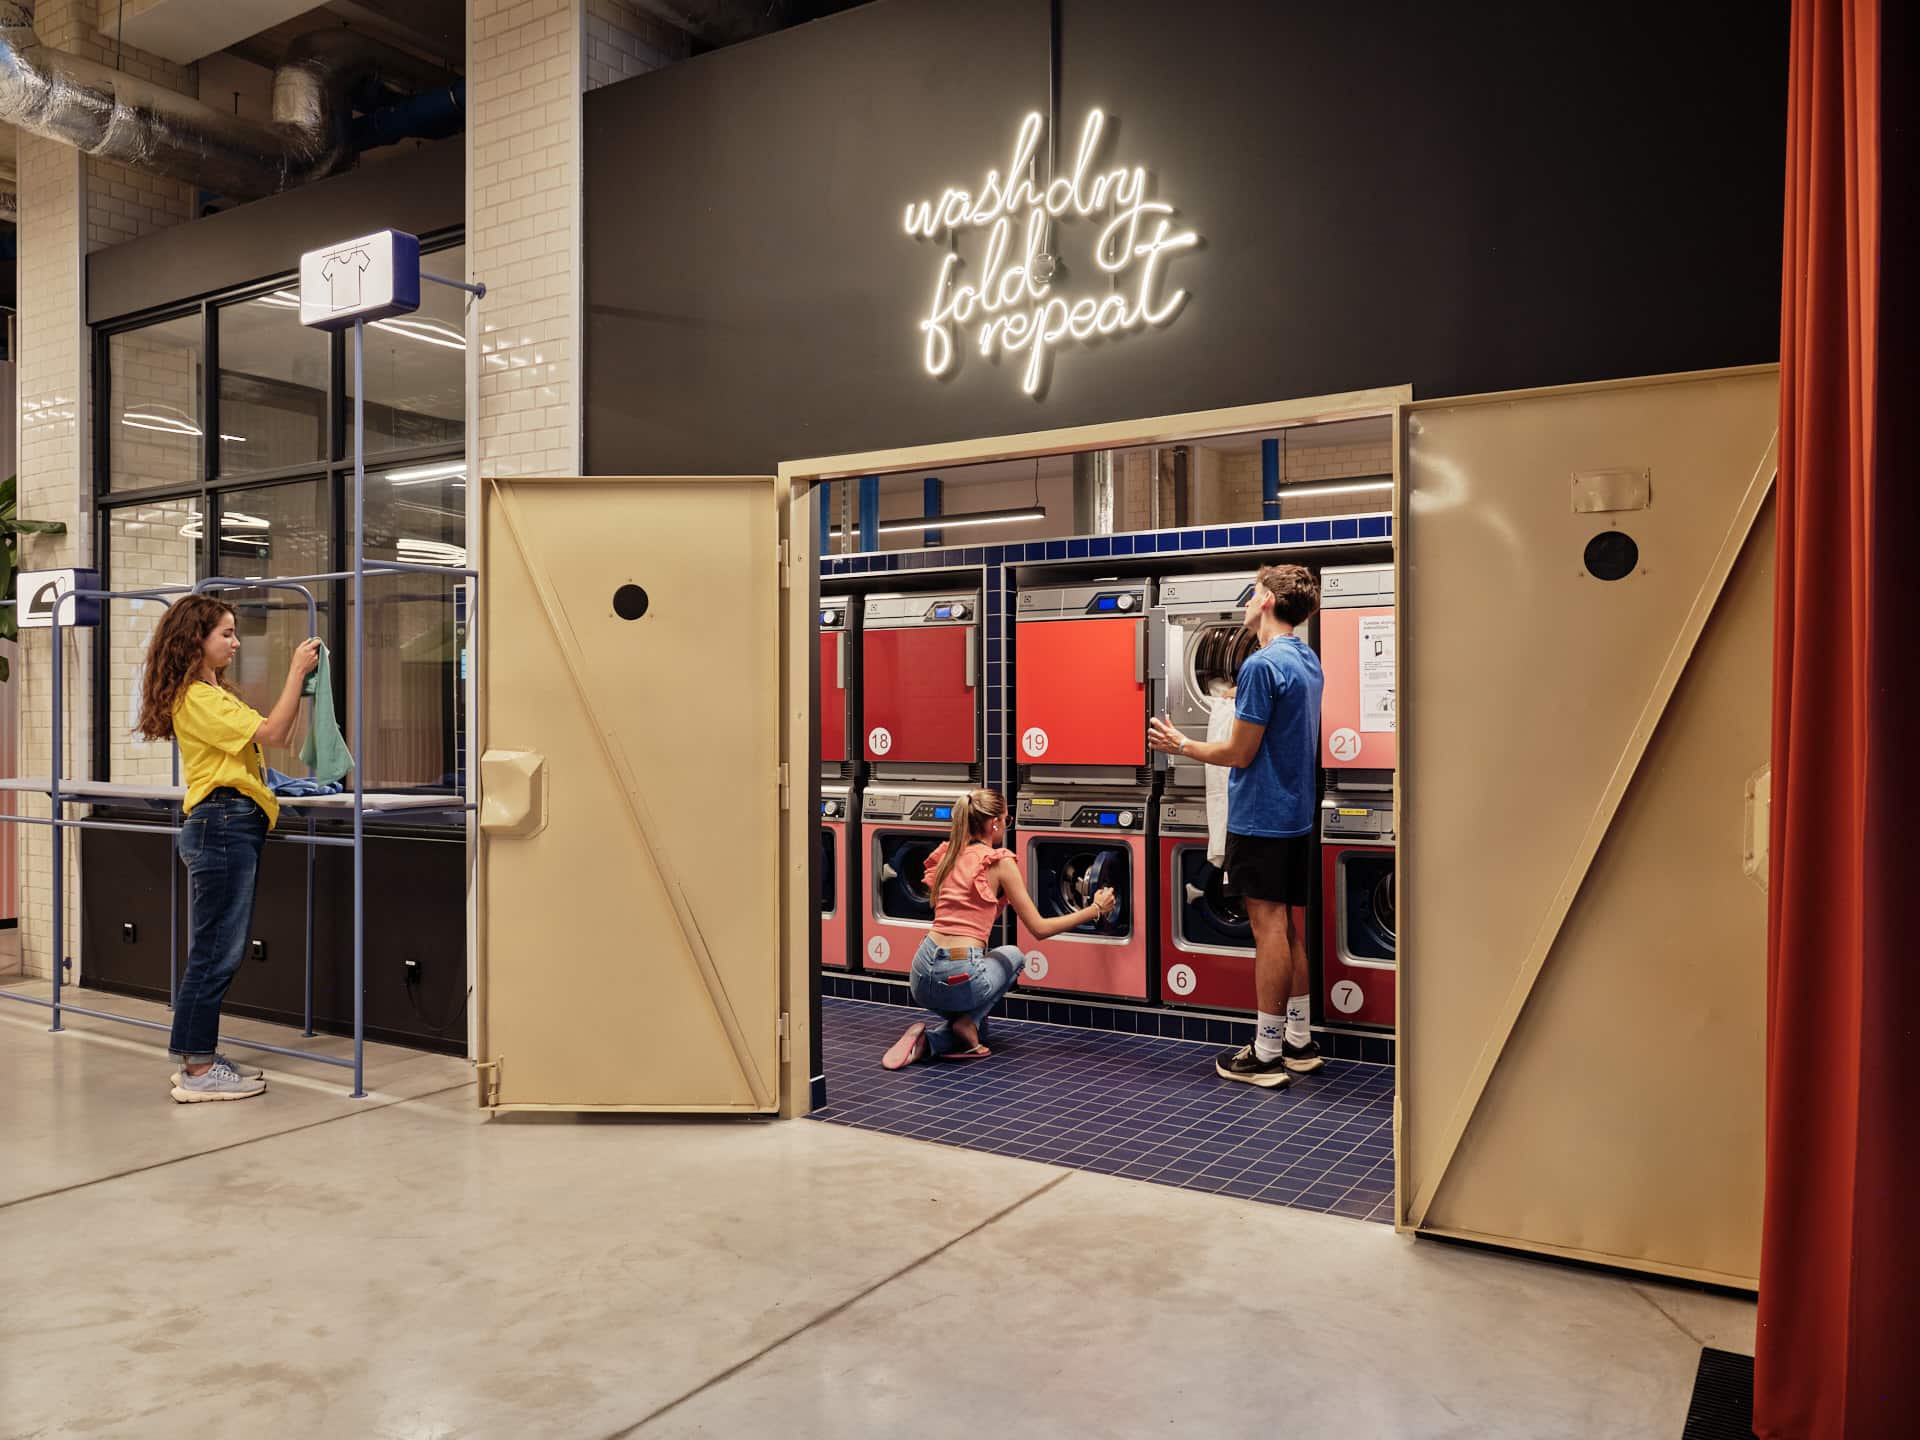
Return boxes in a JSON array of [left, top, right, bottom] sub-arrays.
[[1149, 563, 1324, 1088]]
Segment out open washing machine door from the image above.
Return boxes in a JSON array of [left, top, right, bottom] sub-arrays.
[[1034, 839, 1132, 936], [874, 833, 940, 924]]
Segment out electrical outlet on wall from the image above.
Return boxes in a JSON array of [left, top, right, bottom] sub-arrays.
[[403, 958, 421, 984], [249, 940, 268, 963], [121, 922, 137, 944]]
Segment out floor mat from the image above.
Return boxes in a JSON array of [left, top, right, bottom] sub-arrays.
[[811, 997, 1396, 1222], [1681, 1348, 1755, 1440]]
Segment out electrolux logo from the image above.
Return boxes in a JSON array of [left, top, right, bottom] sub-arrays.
[[903, 109, 1199, 398]]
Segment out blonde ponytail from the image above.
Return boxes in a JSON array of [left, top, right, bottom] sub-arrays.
[[929, 787, 1007, 898]]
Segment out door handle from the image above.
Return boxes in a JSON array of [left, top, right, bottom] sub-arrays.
[[965, 627, 978, 689], [479, 749, 547, 837], [836, 631, 847, 689], [1135, 618, 1145, 684]]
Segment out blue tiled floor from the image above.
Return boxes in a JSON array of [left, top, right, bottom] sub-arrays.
[[811, 997, 1396, 1224]]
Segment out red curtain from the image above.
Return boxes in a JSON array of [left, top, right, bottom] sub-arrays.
[[1757, 0, 1916, 1434]]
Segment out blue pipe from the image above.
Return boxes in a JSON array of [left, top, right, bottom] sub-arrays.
[[923, 476, 943, 547], [859, 476, 880, 553], [819, 481, 832, 557], [1261, 438, 1281, 521], [351, 79, 467, 154]]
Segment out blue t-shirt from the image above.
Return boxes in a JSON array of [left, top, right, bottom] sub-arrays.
[[1228, 634, 1324, 838]]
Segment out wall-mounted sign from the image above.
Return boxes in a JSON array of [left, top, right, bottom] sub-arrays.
[[16, 568, 101, 629], [299, 229, 422, 331], [903, 109, 1199, 397]]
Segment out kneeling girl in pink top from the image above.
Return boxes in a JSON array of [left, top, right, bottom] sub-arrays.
[[881, 788, 1116, 1069]]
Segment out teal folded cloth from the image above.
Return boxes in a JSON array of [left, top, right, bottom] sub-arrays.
[[299, 643, 356, 785]]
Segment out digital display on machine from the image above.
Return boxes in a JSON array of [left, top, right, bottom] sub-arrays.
[[1098, 811, 1119, 825], [1095, 596, 1119, 611], [933, 606, 953, 619], [933, 805, 953, 820]]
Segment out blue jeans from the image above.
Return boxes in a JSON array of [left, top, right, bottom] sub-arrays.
[[169, 791, 268, 1063], [909, 937, 1026, 1057]]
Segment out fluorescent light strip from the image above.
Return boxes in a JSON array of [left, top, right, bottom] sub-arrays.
[[385, 462, 469, 485], [1277, 476, 1393, 500], [831, 506, 1049, 538]]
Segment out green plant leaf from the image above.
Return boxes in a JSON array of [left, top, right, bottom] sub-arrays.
[[0, 655, 9, 683], [7, 518, 67, 536]]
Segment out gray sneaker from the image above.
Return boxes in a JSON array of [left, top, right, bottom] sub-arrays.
[[170, 1053, 265, 1086], [171, 1059, 267, 1104]]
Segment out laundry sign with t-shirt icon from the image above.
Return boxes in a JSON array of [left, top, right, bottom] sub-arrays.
[[322, 248, 372, 311]]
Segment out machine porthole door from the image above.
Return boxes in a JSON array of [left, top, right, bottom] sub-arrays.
[[477, 475, 786, 1112]]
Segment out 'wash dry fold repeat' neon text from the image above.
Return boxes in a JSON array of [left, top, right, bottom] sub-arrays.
[[903, 109, 1199, 396]]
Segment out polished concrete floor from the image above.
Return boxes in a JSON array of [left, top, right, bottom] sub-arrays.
[[1, 978, 1755, 1439]]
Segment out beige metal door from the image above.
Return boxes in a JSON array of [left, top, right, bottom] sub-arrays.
[[476, 475, 786, 1112], [1399, 368, 1778, 1285]]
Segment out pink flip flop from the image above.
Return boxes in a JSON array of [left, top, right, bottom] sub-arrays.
[[944, 1045, 992, 1060], [882, 1023, 928, 1070]]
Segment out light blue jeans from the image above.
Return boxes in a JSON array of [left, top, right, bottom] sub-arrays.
[[909, 936, 1026, 1057]]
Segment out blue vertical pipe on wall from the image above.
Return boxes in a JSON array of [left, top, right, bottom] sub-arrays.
[[1261, 438, 1281, 520], [818, 480, 832, 558], [924, 476, 943, 547], [859, 475, 880, 552]]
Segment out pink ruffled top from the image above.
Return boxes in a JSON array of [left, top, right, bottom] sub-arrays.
[[922, 841, 1016, 943]]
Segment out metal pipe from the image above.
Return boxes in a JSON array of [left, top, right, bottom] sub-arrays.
[[352, 321, 367, 1100], [0, 8, 389, 198], [923, 476, 943, 548], [48, 605, 63, 1032], [303, 818, 316, 1036], [1262, 438, 1281, 521], [858, 476, 880, 554], [0, 813, 357, 846], [0, 992, 356, 1069]]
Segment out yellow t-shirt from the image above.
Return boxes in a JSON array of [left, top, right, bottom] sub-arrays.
[[173, 682, 280, 829]]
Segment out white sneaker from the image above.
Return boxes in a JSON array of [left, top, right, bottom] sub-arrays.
[[171, 1059, 267, 1103], [170, 1053, 264, 1087]]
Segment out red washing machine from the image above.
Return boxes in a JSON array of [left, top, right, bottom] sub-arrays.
[[859, 784, 962, 977], [1319, 793, 1396, 1028], [819, 783, 853, 971], [1014, 793, 1151, 1001], [1156, 795, 1256, 1012], [1015, 581, 1150, 773], [862, 591, 979, 775], [819, 596, 853, 777]]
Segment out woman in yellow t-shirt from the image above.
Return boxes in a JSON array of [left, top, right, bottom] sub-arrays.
[[135, 596, 320, 1103]]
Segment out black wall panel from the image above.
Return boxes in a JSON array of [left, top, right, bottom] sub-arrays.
[[585, 0, 1787, 475]]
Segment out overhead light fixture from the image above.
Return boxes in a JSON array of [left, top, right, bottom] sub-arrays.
[[1279, 475, 1393, 500], [832, 505, 1048, 538]]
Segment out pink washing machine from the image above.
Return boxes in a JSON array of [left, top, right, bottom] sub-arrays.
[[859, 784, 960, 977], [819, 783, 852, 971], [1319, 793, 1396, 1029], [1013, 791, 1151, 1001]]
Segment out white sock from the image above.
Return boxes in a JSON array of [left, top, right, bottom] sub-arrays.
[[1254, 1012, 1286, 1062], [1286, 995, 1311, 1049]]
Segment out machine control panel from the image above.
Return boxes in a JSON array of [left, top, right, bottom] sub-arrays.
[[1320, 795, 1396, 843], [819, 596, 851, 630], [864, 591, 981, 629], [863, 787, 965, 822], [1018, 583, 1147, 620], [821, 797, 843, 819], [1017, 796, 1147, 831], [1156, 799, 1210, 834]]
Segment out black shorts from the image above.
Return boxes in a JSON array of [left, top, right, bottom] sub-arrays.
[[1223, 831, 1314, 907]]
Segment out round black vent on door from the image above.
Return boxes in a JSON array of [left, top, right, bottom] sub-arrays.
[[1584, 532, 1639, 582], [613, 584, 650, 620]]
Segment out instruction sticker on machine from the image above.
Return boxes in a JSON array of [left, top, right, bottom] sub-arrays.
[[1358, 614, 1396, 733]]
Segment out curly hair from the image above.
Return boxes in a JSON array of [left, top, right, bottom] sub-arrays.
[[1256, 563, 1320, 627], [135, 596, 236, 741]]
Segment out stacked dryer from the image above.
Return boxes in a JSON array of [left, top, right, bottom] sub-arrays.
[[1152, 574, 1263, 1011], [859, 590, 982, 977], [1317, 563, 1396, 1028], [818, 596, 854, 971], [1012, 581, 1152, 1001]]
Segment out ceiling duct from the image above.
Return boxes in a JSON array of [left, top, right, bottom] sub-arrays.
[[0, 6, 406, 198]]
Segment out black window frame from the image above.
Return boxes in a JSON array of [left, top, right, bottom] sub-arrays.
[[91, 229, 469, 828]]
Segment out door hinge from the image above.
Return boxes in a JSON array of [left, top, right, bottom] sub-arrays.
[[475, 1058, 501, 1107], [778, 762, 791, 811], [779, 1012, 790, 1061], [778, 538, 792, 589]]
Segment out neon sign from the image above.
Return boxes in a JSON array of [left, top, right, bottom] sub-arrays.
[[903, 109, 1199, 397]]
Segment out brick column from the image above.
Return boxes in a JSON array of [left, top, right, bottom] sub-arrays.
[[13, 2, 195, 979], [467, 0, 683, 480]]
